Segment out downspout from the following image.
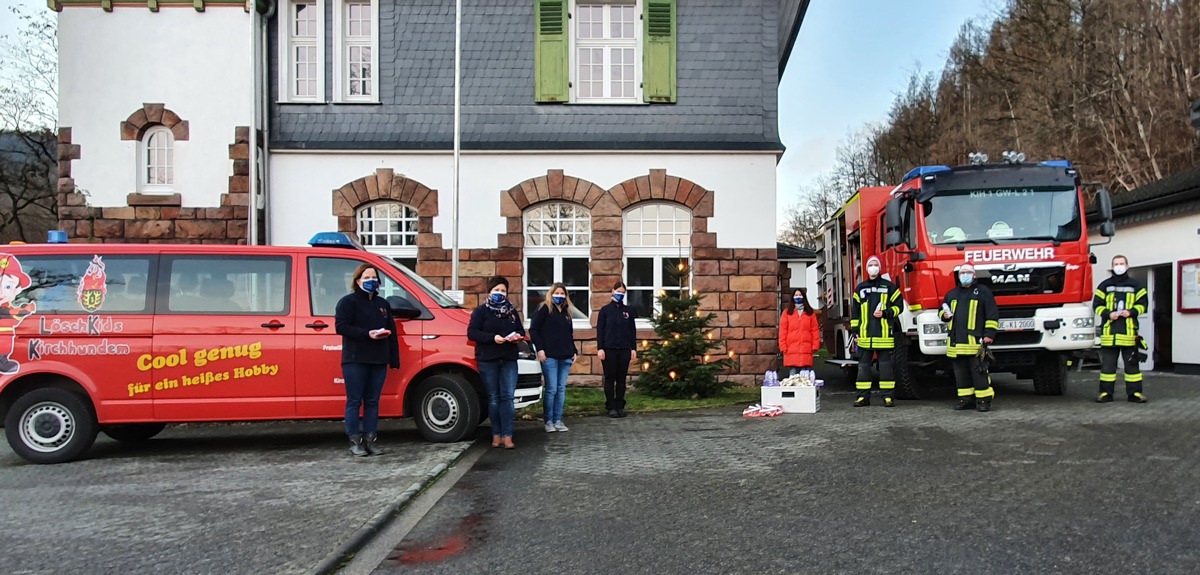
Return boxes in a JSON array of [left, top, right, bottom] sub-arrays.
[[248, 7, 259, 245], [450, 0, 462, 290]]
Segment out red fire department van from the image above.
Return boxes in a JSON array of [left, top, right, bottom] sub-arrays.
[[0, 233, 542, 464]]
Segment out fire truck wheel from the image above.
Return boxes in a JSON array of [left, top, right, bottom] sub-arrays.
[[1032, 353, 1068, 395], [412, 373, 480, 443], [102, 423, 167, 443], [891, 335, 922, 400], [5, 386, 99, 465]]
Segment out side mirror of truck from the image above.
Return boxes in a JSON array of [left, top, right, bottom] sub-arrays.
[[387, 295, 422, 320], [1099, 221, 1116, 238], [1096, 188, 1113, 222], [885, 197, 902, 232], [885, 230, 902, 248]]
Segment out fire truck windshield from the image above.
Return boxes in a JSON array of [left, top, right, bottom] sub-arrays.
[[924, 185, 1081, 245]]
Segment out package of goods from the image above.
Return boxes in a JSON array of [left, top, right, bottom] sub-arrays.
[[742, 403, 784, 418], [760, 385, 820, 413]]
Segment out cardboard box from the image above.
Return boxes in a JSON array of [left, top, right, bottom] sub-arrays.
[[761, 386, 820, 413]]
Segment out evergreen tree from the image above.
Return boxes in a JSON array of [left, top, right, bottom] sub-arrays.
[[636, 290, 737, 398]]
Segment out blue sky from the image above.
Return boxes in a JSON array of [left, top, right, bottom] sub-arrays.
[[778, 0, 997, 216]]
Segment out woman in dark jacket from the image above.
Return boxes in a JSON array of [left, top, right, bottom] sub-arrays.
[[334, 264, 400, 457], [467, 276, 526, 449], [529, 282, 578, 433], [596, 280, 637, 418]]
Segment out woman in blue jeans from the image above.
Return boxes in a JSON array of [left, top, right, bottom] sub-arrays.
[[467, 276, 525, 449], [334, 264, 400, 457], [529, 282, 577, 433]]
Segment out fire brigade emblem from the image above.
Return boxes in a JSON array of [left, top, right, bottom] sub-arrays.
[[77, 255, 108, 312]]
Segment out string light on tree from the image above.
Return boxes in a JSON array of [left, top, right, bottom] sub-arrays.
[[636, 287, 738, 399]]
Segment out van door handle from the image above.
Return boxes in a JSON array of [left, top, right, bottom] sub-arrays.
[[261, 321, 286, 329], [305, 322, 328, 329]]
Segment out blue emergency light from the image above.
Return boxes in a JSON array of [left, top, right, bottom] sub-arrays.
[[308, 232, 363, 249], [47, 230, 68, 244], [901, 165, 952, 183], [1038, 159, 1073, 169]]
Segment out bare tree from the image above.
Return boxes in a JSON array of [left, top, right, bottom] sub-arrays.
[[0, 5, 57, 243]]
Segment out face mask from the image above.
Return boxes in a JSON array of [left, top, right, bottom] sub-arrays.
[[360, 279, 379, 293], [1113, 264, 1128, 275], [793, 296, 803, 304], [552, 295, 566, 306], [867, 265, 880, 278], [959, 273, 974, 285], [612, 292, 625, 303], [489, 292, 505, 304]]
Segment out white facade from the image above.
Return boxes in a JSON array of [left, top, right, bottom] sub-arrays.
[[782, 261, 821, 309], [58, 7, 254, 209], [267, 152, 779, 248], [1089, 211, 1200, 371]]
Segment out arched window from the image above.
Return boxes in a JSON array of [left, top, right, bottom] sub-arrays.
[[357, 201, 418, 269], [139, 126, 174, 193], [623, 203, 691, 318], [524, 202, 591, 320]]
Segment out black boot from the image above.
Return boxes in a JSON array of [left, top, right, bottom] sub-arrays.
[[976, 399, 992, 412], [953, 398, 976, 411], [854, 393, 871, 407], [348, 434, 368, 457], [365, 432, 384, 455]]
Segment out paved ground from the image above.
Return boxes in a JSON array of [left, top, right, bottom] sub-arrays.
[[0, 420, 470, 575], [372, 371, 1200, 575]]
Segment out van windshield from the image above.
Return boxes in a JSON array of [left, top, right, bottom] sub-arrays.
[[923, 185, 1081, 245], [382, 259, 462, 308]]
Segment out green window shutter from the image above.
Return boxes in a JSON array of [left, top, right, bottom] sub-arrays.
[[534, 0, 569, 103], [643, 0, 676, 103]]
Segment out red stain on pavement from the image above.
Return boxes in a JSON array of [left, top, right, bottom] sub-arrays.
[[388, 514, 484, 565]]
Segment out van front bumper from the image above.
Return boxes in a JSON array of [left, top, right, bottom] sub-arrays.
[[514, 358, 543, 409]]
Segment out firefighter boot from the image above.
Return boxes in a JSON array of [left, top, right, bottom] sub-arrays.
[[854, 392, 871, 407], [348, 434, 368, 457], [1096, 392, 1114, 403], [1128, 392, 1148, 404], [883, 396, 895, 408], [953, 397, 976, 411], [976, 399, 992, 413]]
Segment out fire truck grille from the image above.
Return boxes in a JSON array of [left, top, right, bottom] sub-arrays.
[[979, 267, 1066, 296]]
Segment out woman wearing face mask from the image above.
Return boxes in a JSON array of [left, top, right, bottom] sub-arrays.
[[529, 283, 578, 432], [940, 263, 999, 412], [467, 276, 526, 449], [335, 264, 400, 457], [779, 288, 821, 377], [596, 281, 637, 418]]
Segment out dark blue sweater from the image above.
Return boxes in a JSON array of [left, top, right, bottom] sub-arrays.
[[596, 301, 637, 350], [334, 290, 400, 367], [467, 304, 526, 362], [529, 304, 577, 359]]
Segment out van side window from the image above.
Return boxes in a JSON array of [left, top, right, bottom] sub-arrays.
[[8, 255, 154, 314], [308, 257, 414, 317], [162, 256, 290, 314]]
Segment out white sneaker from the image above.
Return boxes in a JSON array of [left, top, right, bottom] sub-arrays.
[[544, 422, 556, 433], [553, 421, 569, 432]]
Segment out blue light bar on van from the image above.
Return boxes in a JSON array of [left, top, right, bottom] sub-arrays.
[[47, 230, 68, 244], [901, 165, 952, 183], [1038, 159, 1073, 169], [308, 232, 364, 250]]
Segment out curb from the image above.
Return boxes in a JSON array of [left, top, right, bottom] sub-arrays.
[[308, 441, 475, 575]]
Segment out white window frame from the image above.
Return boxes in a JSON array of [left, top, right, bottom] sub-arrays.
[[279, 0, 326, 103], [333, 0, 379, 103], [356, 201, 418, 266], [569, 0, 642, 104], [524, 202, 593, 325], [138, 126, 174, 194], [623, 203, 693, 325]]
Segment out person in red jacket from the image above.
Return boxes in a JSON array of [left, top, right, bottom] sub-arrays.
[[778, 288, 820, 377]]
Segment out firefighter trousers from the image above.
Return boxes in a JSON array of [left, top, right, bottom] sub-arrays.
[[950, 355, 994, 402], [1099, 346, 1142, 396], [856, 347, 894, 400]]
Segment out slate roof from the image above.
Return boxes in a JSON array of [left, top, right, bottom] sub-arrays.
[[1086, 164, 1200, 228], [777, 242, 817, 261], [269, 0, 800, 151]]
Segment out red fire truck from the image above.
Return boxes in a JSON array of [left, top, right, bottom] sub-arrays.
[[818, 156, 1115, 398]]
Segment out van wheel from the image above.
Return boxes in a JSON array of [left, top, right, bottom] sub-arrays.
[[412, 374, 479, 443], [5, 387, 98, 464], [102, 423, 167, 443]]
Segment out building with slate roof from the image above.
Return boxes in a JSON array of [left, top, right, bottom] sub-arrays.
[[1088, 165, 1200, 374], [50, 0, 810, 381]]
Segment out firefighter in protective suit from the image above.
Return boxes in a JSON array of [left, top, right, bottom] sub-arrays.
[[940, 263, 999, 412], [1092, 254, 1148, 403], [850, 256, 904, 407]]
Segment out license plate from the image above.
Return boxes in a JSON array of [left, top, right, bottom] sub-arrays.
[[999, 318, 1035, 331]]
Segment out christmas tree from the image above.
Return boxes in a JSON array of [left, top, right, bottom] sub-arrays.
[[636, 289, 738, 398]]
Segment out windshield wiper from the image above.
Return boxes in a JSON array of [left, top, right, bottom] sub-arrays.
[[951, 238, 1001, 247], [1009, 235, 1063, 246]]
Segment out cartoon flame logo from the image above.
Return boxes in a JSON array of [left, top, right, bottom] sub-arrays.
[[77, 255, 108, 312]]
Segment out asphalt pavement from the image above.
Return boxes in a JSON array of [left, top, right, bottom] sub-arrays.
[[371, 371, 1200, 575]]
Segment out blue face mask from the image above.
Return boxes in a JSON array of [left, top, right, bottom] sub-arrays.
[[612, 292, 625, 303], [360, 278, 379, 293], [793, 296, 804, 304], [959, 273, 974, 285], [552, 295, 566, 306], [489, 292, 506, 304]]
